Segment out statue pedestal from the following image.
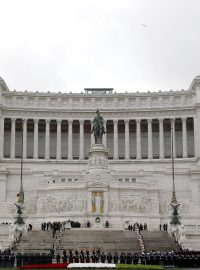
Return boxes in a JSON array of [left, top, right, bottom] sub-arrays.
[[88, 144, 109, 170]]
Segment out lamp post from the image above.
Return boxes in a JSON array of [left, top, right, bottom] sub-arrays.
[[170, 119, 180, 225]]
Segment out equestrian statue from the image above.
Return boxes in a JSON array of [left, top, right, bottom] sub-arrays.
[[91, 109, 106, 144]]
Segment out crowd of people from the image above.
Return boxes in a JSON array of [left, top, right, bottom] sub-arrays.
[[41, 220, 81, 234], [128, 222, 148, 231]]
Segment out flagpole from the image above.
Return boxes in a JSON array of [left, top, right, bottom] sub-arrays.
[[170, 119, 180, 225], [18, 120, 24, 204]]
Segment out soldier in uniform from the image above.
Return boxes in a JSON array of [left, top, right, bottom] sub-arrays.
[[126, 252, 132, 264], [100, 252, 106, 263], [56, 253, 61, 264], [133, 253, 139, 264], [107, 252, 112, 263], [85, 251, 90, 263], [80, 252, 85, 263], [16, 253, 23, 267], [120, 252, 126, 264], [113, 252, 118, 264]]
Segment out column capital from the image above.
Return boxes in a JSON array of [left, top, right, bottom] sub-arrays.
[[56, 119, 62, 124], [113, 119, 118, 124], [45, 119, 50, 124], [68, 119, 73, 124], [136, 119, 141, 124], [79, 119, 84, 124], [170, 118, 175, 124], [159, 118, 164, 123], [22, 118, 28, 123], [124, 119, 129, 124], [147, 119, 152, 124], [182, 117, 187, 122], [34, 118, 39, 123], [11, 118, 16, 122]]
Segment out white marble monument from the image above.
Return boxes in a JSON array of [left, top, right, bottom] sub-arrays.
[[0, 77, 199, 249]]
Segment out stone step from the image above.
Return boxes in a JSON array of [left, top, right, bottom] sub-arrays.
[[141, 231, 177, 252], [58, 229, 140, 253]]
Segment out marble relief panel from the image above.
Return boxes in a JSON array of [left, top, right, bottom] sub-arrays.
[[36, 195, 86, 214], [119, 195, 159, 214]]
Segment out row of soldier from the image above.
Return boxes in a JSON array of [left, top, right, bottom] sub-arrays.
[[1, 250, 200, 267], [53, 249, 200, 267], [0, 252, 52, 267]]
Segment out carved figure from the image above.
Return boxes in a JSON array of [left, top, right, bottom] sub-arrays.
[[91, 110, 106, 144], [92, 192, 104, 213]]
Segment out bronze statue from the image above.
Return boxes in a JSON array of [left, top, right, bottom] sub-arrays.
[[14, 203, 24, 225], [14, 203, 23, 215], [91, 110, 106, 144]]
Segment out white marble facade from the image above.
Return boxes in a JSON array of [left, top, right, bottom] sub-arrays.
[[0, 76, 200, 235]]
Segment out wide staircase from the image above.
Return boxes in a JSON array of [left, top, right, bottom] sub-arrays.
[[58, 229, 140, 254], [141, 231, 177, 252], [16, 230, 54, 253], [16, 229, 178, 254]]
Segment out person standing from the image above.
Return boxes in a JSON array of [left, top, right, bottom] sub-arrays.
[[56, 253, 61, 264]]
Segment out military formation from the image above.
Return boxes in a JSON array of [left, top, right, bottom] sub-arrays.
[[0, 250, 52, 267], [54, 249, 200, 267], [1, 249, 200, 267]]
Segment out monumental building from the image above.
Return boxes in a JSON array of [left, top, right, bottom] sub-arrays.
[[0, 76, 199, 245]]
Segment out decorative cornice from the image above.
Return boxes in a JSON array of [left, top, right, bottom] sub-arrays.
[[1, 88, 196, 112], [1, 108, 195, 119]]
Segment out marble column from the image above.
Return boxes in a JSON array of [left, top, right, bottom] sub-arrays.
[[88, 191, 92, 213], [159, 118, 164, 159], [182, 117, 188, 158], [10, 118, 16, 159], [79, 119, 84, 160], [103, 190, 108, 214], [33, 119, 39, 159], [113, 119, 118, 159], [23, 119, 27, 159], [0, 117, 4, 159], [45, 119, 50, 160], [102, 119, 107, 148], [193, 116, 199, 158], [148, 119, 153, 159], [56, 119, 61, 160], [172, 119, 176, 158], [136, 119, 141, 159], [125, 119, 130, 159], [90, 119, 95, 146], [68, 120, 73, 160]]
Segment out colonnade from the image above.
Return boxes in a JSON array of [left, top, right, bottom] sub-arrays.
[[0, 117, 193, 160]]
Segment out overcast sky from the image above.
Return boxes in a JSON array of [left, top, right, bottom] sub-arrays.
[[0, 0, 200, 93]]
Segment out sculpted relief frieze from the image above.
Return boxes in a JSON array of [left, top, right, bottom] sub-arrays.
[[3, 91, 195, 111], [25, 195, 38, 215], [109, 193, 120, 212], [37, 195, 86, 214], [119, 195, 159, 214], [2, 109, 195, 120]]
